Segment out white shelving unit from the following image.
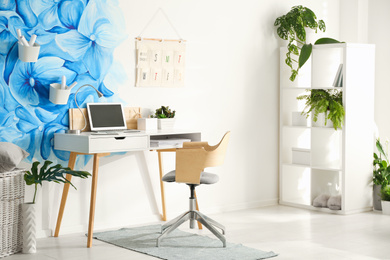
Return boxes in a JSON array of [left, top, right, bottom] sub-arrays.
[[279, 43, 375, 214]]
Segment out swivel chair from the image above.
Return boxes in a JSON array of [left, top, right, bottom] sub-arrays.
[[156, 131, 231, 247]]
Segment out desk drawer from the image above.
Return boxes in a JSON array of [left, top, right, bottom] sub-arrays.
[[89, 135, 148, 153]]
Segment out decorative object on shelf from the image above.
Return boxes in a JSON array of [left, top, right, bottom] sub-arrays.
[[137, 117, 158, 131], [135, 8, 186, 87], [151, 106, 176, 130], [313, 194, 330, 207], [67, 84, 103, 134], [373, 138, 390, 211], [297, 89, 344, 130], [22, 161, 90, 253], [380, 185, 390, 215], [327, 195, 341, 210], [274, 5, 326, 81], [292, 148, 310, 165]]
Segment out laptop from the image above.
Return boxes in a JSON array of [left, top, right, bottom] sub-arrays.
[[86, 103, 139, 134]]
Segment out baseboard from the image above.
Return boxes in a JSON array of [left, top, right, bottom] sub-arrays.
[[38, 199, 278, 238]]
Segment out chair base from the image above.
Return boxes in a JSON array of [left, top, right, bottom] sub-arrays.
[[156, 198, 226, 247]]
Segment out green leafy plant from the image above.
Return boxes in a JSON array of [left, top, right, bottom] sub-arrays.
[[24, 160, 91, 204], [373, 138, 390, 187], [297, 89, 344, 130], [274, 5, 326, 81], [381, 185, 390, 201], [151, 106, 175, 119]]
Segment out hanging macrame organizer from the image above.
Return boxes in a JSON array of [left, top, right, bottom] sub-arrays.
[[135, 8, 186, 87]]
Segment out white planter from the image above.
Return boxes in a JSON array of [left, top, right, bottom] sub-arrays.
[[22, 203, 36, 254], [157, 118, 175, 130], [381, 200, 390, 215], [292, 112, 310, 127], [137, 118, 157, 131], [18, 42, 40, 62], [312, 112, 333, 128], [49, 83, 71, 104], [292, 148, 311, 165]]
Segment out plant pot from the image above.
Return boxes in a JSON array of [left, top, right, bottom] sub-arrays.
[[49, 83, 71, 104], [137, 118, 157, 131], [18, 42, 40, 62], [373, 184, 382, 211], [21, 203, 36, 254], [381, 200, 390, 215], [312, 112, 333, 128], [157, 118, 175, 130]]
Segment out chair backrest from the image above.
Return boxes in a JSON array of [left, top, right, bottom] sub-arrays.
[[175, 131, 231, 184]]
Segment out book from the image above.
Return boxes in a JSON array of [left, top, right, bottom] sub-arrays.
[[333, 64, 343, 87], [150, 138, 191, 148]]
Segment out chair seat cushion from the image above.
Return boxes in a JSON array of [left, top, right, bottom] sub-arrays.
[[162, 170, 219, 184]]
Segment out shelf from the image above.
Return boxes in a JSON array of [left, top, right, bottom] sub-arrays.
[[282, 163, 341, 171]]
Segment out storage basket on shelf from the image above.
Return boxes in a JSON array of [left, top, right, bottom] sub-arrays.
[[0, 168, 25, 258]]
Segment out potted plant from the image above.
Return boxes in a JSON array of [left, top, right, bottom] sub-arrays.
[[274, 5, 326, 81], [373, 138, 390, 210], [151, 106, 176, 130], [380, 185, 390, 215], [22, 160, 90, 253], [297, 89, 344, 130]]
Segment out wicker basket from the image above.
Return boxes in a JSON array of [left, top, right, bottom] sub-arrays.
[[0, 168, 25, 258]]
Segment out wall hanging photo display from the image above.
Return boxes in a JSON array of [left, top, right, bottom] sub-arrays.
[[135, 39, 186, 87]]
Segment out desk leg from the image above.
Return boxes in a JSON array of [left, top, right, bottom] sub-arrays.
[[87, 154, 101, 248], [54, 152, 78, 237], [157, 151, 167, 221]]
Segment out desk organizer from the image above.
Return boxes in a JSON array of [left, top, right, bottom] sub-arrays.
[[18, 42, 40, 62], [50, 83, 71, 104], [0, 168, 25, 257], [138, 118, 157, 130]]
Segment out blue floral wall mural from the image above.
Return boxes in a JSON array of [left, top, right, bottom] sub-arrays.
[[0, 0, 126, 164]]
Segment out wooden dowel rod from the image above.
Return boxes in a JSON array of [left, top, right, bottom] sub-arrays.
[[135, 37, 186, 43]]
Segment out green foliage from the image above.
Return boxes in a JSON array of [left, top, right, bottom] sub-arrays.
[[298, 37, 343, 70], [381, 185, 390, 201], [297, 89, 344, 130], [274, 5, 326, 81], [151, 106, 176, 118], [373, 138, 390, 187], [24, 161, 91, 204]]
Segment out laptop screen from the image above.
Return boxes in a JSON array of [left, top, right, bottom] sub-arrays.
[[86, 103, 127, 131]]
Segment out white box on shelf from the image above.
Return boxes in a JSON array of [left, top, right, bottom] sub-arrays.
[[292, 148, 311, 165], [137, 118, 157, 130]]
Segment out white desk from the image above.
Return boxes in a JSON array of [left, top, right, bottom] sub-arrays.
[[53, 130, 201, 247]]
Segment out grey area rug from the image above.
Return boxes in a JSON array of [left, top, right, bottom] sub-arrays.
[[93, 224, 277, 260]]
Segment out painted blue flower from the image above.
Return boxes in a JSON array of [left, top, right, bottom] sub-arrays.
[[35, 0, 87, 31], [0, 11, 26, 55], [55, 0, 126, 80], [8, 56, 77, 106]]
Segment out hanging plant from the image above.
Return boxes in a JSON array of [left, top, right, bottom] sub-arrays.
[[274, 5, 326, 81]]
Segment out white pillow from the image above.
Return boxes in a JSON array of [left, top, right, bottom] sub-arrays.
[[0, 142, 29, 173]]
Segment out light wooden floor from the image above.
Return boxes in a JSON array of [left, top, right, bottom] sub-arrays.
[[6, 205, 390, 260]]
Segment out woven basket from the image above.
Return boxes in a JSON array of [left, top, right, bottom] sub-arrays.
[[0, 168, 25, 258]]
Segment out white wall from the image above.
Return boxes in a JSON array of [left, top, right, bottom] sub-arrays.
[[25, 0, 341, 237]]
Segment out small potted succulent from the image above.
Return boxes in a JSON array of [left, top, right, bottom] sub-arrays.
[[22, 160, 90, 253], [151, 106, 176, 130]]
